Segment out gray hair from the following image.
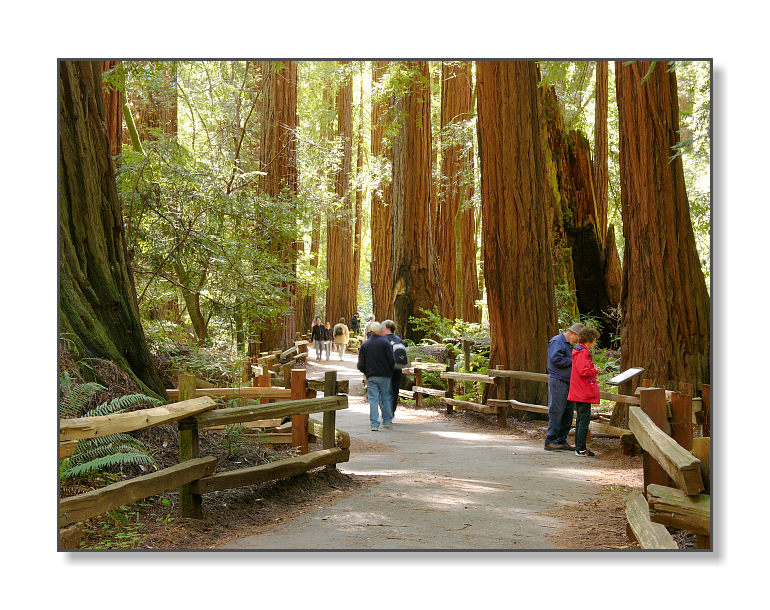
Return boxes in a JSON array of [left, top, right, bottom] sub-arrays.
[[382, 319, 397, 332], [367, 321, 382, 334]]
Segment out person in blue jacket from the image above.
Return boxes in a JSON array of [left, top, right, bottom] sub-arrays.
[[544, 323, 583, 450]]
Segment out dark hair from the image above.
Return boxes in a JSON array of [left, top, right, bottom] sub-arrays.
[[578, 326, 600, 344], [383, 319, 397, 332]]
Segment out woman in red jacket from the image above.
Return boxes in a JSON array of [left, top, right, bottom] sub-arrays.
[[568, 327, 601, 456]]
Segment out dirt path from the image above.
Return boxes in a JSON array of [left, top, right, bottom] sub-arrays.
[[222, 352, 639, 550]]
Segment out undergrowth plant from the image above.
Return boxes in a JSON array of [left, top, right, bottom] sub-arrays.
[[59, 373, 159, 481]]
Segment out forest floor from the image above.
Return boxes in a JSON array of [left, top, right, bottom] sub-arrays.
[[73, 350, 695, 550]]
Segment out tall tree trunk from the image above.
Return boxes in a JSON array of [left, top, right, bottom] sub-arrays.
[[392, 61, 440, 341], [259, 60, 298, 350], [326, 62, 357, 323], [59, 60, 166, 397], [476, 60, 556, 405], [438, 61, 479, 322], [594, 60, 609, 242], [125, 61, 178, 142], [616, 61, 710, 390], [353, 77, 364, 300], [370, 61, 394, 321], [100, 61, 123, 157]]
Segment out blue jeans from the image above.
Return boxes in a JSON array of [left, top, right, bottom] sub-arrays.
[[367, 376, 393, 429], [545, 376, 574, 445], [314, 340, 324, 359]]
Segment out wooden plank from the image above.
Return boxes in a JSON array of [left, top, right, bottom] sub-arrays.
[[60, 457, 217, 527], [402, 362, 447, 374], [398, 389, 415, 400], [647, 484, 710, 535], [194, 395, 347, 429], [59, 523, 83, 550], [191, 448, 349, 494], [280, 345, 298, 359], [60, 440, 78, 459], [415, 364, 423, 409], [625, 491, 678, 549], [166, 387, 292, 401], [307, 377, 349, 394], [599, 391, 640, 405], [411, 386, 446, 397], [638, 388, 675, 490], [294, 340, 309, 347], [629, 405, 704, 495], [440, 371, 496, 384], [178, 374, 202, 518], [670, 391, 693, 451], [487, 398, 549, 415], [203, 419, 282, 431], [322, 371, 337, 454], [440, 397, 499, 415], [589, 421, 635, 443], [291, 369, 309, 454], [308, 417, 350, 450], [691, 437, 710, 493], [60, 396, 217, 441], [486, 369, 549, 383]]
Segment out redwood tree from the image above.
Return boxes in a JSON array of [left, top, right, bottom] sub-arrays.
[[326, 62, 357, 323], [59, 60, 166, 397], [437, 61, 480, 322], [101, 61, 123, 157], [370, 61, 394, 321], [391, 61, 440, 341], [259, 60, 298, 349], [616, 61, 710, 390], [477, 60, 556, 405]]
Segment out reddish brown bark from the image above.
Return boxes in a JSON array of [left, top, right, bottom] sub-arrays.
[[370, 61, 394, 321], [258, 61, 298, 350], [326, 62, 357, 324], [594, 61, 609, 242], [477, 60, 556, 405], [437, 61, 479, 323], [391, 61, 440, 341], [59, 60, 165, 397], [100, 61, 123, 157], [616, 61, 710, 390]]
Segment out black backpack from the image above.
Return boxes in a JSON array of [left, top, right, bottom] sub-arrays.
[[392, 340, 409, 369], [334, 325, 344, 337]]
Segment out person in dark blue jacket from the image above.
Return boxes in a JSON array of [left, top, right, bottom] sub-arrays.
[[544, 323, 583, 450], [357, 322, 395, 431]]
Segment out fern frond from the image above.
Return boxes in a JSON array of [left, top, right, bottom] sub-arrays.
[[70, 434, 152, 466], [59, 372, 106, 418], [61, 452, 157, 480], [84, 393, 161, 418]]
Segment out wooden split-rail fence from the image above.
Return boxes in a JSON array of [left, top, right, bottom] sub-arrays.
[[59, 369, 350, 549], [623, 382, 711, 550]]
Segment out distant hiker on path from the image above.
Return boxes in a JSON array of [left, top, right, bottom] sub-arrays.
[[357, 321, 395, 431], [544, 322, 583, 451], [333, 318, 350, 360], [323, 321, 333, 360], [310, 316, 324, 361], [568, 326, 601, 457], [350, 312, 361, 336], [364, 315, 377, 338], [380, 319, 409, 418]]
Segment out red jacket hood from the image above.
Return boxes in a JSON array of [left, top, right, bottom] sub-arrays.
[[567, 344, 600, 404]]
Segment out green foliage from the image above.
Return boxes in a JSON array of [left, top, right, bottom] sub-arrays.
[[59, 374, 159, 482], [408, 307, 488, 343], [223, 424, 248, 458]]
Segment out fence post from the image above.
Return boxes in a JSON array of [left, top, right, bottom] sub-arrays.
[[178, 373, 203, 518], [291, 368, 309, 454], [283, 363, 292, 389], [446, 354, 455, 415], [670, 390, 693, 451], [495, 364, 508, 427], [701, 383, 711, 437], [323, 371, 338, 457], [639, 387, 674, 493], [463, 339, 472, 373], [258, 365, 271, 404], [414, 358, 423, 409]]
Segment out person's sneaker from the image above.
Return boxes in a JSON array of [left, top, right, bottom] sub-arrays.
[[545, 442, 567, 450], [558, 442, 575, 451], [371, 427, 378, 431], [383, 422, 391, 428], [575, 448, 595, 457]]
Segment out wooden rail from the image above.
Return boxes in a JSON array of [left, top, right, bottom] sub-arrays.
[[625, 491, 678, 549], [628, 405, 703, 495], [166, 387, 292, 401], [646, 484, 710, 536], [60, 397, 216, 441], [60, 457, 217, 528]]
